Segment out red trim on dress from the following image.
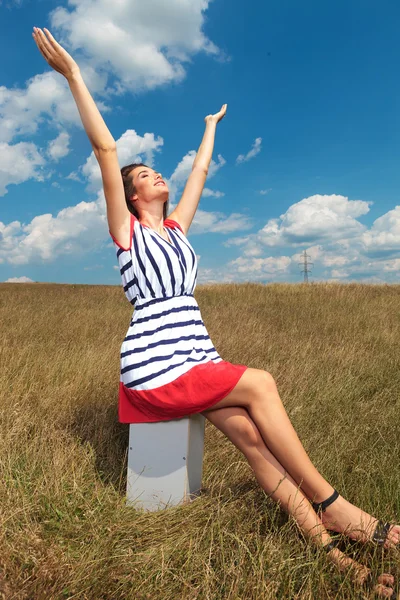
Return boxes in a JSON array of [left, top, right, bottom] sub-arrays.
[[109, 213, 136, 250], [118, 361, 248, 423], [164, 219, 184, 234]]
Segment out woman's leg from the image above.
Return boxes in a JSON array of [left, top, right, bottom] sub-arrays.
[[201, 405, 396, 597], [203, 368, 400, 547]]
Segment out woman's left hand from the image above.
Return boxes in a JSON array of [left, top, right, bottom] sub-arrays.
[[205, 104, 227, 125]]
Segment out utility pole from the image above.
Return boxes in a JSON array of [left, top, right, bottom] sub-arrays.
[[298, 251, 313, 283]]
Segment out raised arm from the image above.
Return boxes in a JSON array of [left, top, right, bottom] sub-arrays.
[[168, 104, 227, 235], [32, 27, 130, 243]]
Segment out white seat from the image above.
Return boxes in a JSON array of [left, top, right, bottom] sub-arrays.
[[127, 413, 206, 511]]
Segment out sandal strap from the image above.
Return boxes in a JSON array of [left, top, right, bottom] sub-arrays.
[[311, 489, 339, 513], [372, 520, 391, 545], [322, 537, 341, 553]]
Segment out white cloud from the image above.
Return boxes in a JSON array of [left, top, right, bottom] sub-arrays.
[[202, 188, 225, 198], [331, 268, 350, 279], [361, 205, 400, 257], [0, 72, 80, 144], [253, 194, 370, 247], [50, 0, 220, 93], [4, 276, 34, 283], [219, 194, 400, 284], [0, 193, 106, 265], [189, 209, 254, 235], [0, 129, 235, 265], [168, 151, 226, 202], [81, 129, 164, 191], [259, 188, 272, 195], [0, 141, 45, 196], [47, 131, 71, 162], [236, 137, 262, 164], [197, 254, 291, 284], [0, 63, 109, 154], [228, 255, 291, 275]]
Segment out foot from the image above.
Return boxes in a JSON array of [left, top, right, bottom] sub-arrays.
[[320, 494, 400, 549], [326, 546, 398, 598]]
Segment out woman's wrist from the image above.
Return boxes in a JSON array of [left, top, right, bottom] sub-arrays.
[[66, 68, 82, 85], [204, 117, 218, 128]]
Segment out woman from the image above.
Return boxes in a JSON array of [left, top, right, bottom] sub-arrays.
[[33, 27, 399, 598]]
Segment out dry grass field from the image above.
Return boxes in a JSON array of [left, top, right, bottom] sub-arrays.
[[0, 281, 399, 599]]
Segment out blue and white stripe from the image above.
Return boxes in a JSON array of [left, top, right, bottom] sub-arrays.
[[113, 217, 221, 391]]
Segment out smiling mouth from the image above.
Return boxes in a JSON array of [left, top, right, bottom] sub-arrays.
[[155, 181, 166, 187]]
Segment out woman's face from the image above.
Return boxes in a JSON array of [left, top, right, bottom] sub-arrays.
[[131, 166, 169, 204]]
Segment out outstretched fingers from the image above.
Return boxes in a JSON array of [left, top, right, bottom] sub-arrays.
[[32, 28, 51, 61], [36, 28, 54, 57], [43, 27, 61, 52]]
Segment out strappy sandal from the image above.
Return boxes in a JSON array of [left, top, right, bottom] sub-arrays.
[[312, 489, 399, 548], [322, 539, 398, 599]]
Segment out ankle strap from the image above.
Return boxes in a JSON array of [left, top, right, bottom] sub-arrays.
[[323, 537, 340, 553], [311, 489, 339, 513]]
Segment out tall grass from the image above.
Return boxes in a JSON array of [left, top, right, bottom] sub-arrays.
[[0, 282, 399, 599]]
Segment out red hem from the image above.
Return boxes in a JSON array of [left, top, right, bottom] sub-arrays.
[[118, 361, 248, 423], [109, 213, 136, 251]]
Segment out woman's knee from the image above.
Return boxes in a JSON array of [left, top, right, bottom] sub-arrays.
[[250, 369, 277, 399]]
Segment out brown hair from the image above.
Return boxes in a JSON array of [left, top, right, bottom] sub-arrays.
[[121, 163, 169, 220]]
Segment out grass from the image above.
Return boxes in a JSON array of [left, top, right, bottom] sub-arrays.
[[0, 281, 399, 599]]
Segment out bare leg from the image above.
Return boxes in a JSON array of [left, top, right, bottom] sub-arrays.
[[203, 368, 400, 547], [247, 372, 400, 547], [202, 405, 397, 597]]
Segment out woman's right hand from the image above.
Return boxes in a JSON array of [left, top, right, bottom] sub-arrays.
[[32, 27, 80, 80]]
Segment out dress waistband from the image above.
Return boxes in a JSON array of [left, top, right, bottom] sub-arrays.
[[134, 293, 195, 311]]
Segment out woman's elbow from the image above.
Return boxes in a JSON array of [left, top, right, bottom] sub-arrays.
[[94, 143, 117, 158]]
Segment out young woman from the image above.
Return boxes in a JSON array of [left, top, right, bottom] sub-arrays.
[[33, 27, 399, 598]]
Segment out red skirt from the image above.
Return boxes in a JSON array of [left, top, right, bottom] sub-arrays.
[[118, 360, 248, 423]]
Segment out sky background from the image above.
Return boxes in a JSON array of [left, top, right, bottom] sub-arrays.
[[1, 0, 399, 286]]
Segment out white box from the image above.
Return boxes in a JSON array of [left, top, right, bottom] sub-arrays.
[[127, 413, 206, 511]]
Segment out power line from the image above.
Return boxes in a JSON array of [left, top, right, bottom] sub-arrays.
[[298, 250, 314, 283]]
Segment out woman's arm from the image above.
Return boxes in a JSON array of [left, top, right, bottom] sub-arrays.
[[168, 105, 227, 235], [32, 27, 130, 244]]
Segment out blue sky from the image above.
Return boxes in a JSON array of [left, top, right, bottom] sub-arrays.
[[1, 0, 399, 285]]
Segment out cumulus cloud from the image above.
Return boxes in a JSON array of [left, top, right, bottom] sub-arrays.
[[202, 188, 225, 198], [196, 254, 291, 285], [47, 131, 71, 162], [168, 151, 226, 202], [4, 276, 34, 283], [50, 0, 220, 93], [0, 72, 80, 144], [0, 194, 106, 265], [189, 209, 255, 235], [247, 194, 370, 248], [228, 255, 291, 275], [220, 194, 400, 284], [236, 137, 262, 164], [80, 129, 164, 191], [0, 141, 45, 196], [361, 205, 400, 258]]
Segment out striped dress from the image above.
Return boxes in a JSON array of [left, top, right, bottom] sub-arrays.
[[110, 213, 248, 423]]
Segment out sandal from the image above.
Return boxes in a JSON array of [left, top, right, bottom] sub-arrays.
[[312, 489, 399, 548]]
